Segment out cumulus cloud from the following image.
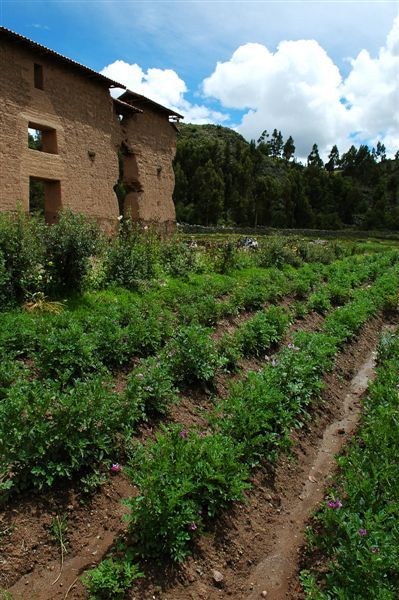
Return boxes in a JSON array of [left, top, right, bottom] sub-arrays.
[[202, 16, 399, 157], [342, 16, 399, 149], [100, 60, 229, 125]]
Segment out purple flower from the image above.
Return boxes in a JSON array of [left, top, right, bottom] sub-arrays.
[[358, 528, 368, 536], [179, 429, 188, 439], [188, 522, 197, 531], [111, 463, 122, 473], [327, 498, 342, 509], [371, 546, 379, 554]]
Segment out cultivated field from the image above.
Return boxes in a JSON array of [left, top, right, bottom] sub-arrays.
[[0, 221, 398, 599]]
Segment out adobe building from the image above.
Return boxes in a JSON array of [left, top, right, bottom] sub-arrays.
[[0, 27, 182, 233]]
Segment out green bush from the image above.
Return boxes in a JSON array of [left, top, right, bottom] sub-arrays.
[[0, 377, 140, 494], [218, 333, 242, 371], [164, 325, 223, 384], [0, 211, 45, 303], [126, 426, 249, 561], [213, 241, 241, 273], [235, 306, 289, 356], [82, 559, 143, 600], [105, 223, 158, 289], [0, 357, 29, 400], [125, 357, 178, 417], [45, 210, 102, 293], [257, 237, 302, 268], [308, 289, 331, 314], [123, 301, 176, 356], [160, 238, 200, 278], [35, 317, 102, 384], [0, 251, 13, 309], [0, 311, 39, 356], [178, 294, 222, 326]]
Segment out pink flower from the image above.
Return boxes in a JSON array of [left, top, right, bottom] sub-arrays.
[[111, 463, 122, 473], [327, 498, 342, 509], [188, 522, 197, 531], [179, 429, 188, 439], [358, 528, 368, 536], [371, 546, 379, 554]]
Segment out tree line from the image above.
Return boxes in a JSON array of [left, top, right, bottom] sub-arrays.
[[173, 124, 399, 230]]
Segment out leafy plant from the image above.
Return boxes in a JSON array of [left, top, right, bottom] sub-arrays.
[[82, 558, 143, 600], [0, 377, 139, 493], [164, 325, 223, 384], [35, 317, 103, 384], [125, 357, 178, 417], [125, 426, 249, 561], [45, 210, 102, 293], [234, 306, 289, 357], [105, 222, 159, 289]]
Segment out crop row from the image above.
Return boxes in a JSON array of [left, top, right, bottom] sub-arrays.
[[82, 263, 399, 597], [1, 252, 395, 498], [0, 250, 390, 389], [1, 251, 397, 499], [301, 328, 399, 599], [119, 264, 399, 570]]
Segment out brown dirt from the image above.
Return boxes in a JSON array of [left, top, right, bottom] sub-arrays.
[[1, 314, 389, 600]]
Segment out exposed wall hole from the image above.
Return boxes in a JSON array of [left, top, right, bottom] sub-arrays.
[[34, 63, 44, 89], [28, 123, 58, 154], [29, 177, 62, 224], [114, 144, 143, 217]]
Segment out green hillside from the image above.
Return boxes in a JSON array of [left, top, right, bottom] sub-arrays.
[[173, 123, 399, 230]]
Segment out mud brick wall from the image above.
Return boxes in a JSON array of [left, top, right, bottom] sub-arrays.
[[0, 36, 177, 233], [122, 108, 177, 234]]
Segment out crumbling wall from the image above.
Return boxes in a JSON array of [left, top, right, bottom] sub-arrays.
[[121, 108, 177, 234], [0, 36, 177, 234], [0, 40, 120, 232]]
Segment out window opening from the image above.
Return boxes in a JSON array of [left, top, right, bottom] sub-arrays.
[[28, 123, 58, 154], [29, 177, 62, 224], [34, 63, 44, 89]]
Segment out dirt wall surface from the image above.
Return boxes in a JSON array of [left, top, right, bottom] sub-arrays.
[[0, 30, 177, 232], [121, 107, 177, 233]]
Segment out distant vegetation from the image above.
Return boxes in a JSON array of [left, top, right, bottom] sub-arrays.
[[173, 124, 399, 230]]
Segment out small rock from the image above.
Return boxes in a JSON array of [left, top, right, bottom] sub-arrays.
[[261, 592, 268, 598], [212, 570, 224, 586]]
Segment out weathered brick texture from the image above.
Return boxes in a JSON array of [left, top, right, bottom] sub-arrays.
[[0, 29, 178, 233]]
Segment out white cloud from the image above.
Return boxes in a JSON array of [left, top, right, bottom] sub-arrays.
[[100, 60, 228, 125], [342, 16, 399, 149], [202, 16, 399, 158]]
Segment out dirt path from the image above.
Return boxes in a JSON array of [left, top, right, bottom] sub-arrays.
[[246, 348, 376, 600]]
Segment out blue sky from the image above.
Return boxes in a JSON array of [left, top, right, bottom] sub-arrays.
[[2, 1, 398, 157]]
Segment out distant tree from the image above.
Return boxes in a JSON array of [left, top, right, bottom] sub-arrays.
[[282, 136, 296, 162], [270, 129, 284, 159], [307, 143, 324, 169], [192, 160, 224, 226], [376, 141, 387, 162], [325, 145, 340, 172], [257, 130, 272, 156]]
